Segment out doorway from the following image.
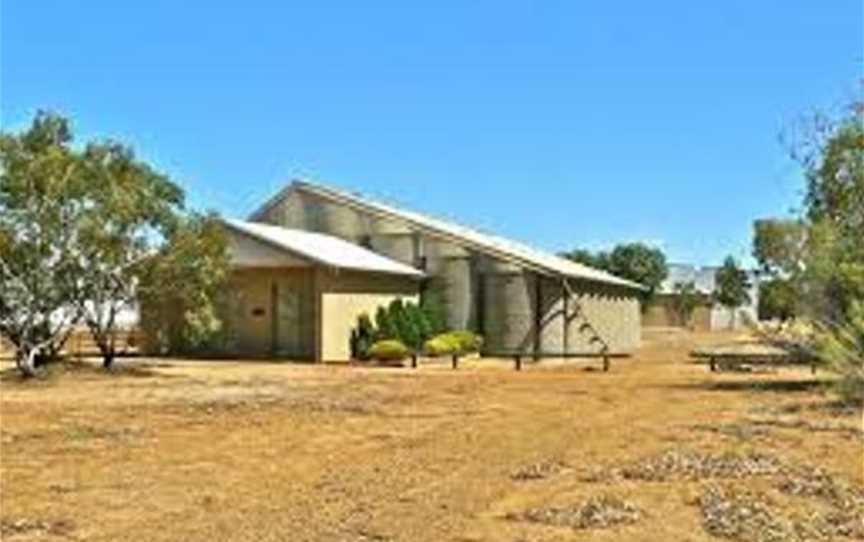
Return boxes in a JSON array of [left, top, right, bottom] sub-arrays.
[[271, 281, 301, 356]]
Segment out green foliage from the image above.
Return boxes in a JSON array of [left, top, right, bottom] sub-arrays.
[[405, 302, 433, 343], [423, 330, 483, 357], [0, 112, 94, 375], [420, 289, 448, 335], [758, 103, 864, 322], [77, 141, 184, 367], [446, 330, 484, 353], [758, 278, 798, 322], [424, 335, 460, 356], [563, 243, 667, 298], [0, 111, 215, 374], [804, 117, 864, 237], [387, 298, 421, 348], [607, 243, 668, 295], [374, 305, 397, 341], [353, 299, 435, 358], [368, 339, 410, 362], [138, 213, 230, 355], [352, 312, 376, 359], [752, 219, 808, 277], [816, 301, 864, 405], [714, 256, 751, 310], [671, 281, 701, 327], [562, 249, 610, 270]]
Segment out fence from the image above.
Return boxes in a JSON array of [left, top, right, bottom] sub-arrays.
[[0, 328, 144, 359]]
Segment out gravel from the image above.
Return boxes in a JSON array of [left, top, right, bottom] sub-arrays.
[[585, 450, 787, 483], [0, 518, 75, 538], [776, 466, 864, 539], [510, 459, 568, 481], [699, 483, 864, 542], [509, 496, 642, 530], [699, 485, 803, 542]]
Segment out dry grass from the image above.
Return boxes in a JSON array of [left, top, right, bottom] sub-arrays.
[[0, 329, 861, 541]]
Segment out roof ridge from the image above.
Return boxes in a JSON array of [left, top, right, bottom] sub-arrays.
[[255, 179, 645, 290]]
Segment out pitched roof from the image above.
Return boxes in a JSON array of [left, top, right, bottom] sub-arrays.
[[250, 180, 645, 290], [222, 219, 424, 278]]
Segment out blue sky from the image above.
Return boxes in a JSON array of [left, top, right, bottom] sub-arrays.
[[1, 1, 861, 265]]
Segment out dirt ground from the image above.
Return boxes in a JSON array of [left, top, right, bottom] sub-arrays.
[[1, 330, 861, 541]]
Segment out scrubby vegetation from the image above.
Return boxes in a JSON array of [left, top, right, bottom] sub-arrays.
[[423, 330, 483, 357], [367, 339, 410, 363], [753, 100, 863, 403], [351, 293, 479, 361], [815, 301, 864, 405]]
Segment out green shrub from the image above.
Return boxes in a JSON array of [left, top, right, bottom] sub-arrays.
[[351, 312, 376, 359], [368, 339, 410, 362], [405, 302, 433, 343], [448, 330, 484, 353], [389, 298, 420, 348], [423, 330, 484, 357], [420, 290, 448, 335], [816, 301, 864, 405], [375, 306, 397, 340], [424, 335, 460, 357]]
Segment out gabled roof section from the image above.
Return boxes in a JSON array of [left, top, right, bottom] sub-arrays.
[[250, 179, 646, 291], [222, 219, 424, 278]]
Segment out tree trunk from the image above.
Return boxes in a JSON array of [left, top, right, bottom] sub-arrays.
[[95, 334, 116, 370], [15, 347, 38, 378], [102, 350, 115, 369]]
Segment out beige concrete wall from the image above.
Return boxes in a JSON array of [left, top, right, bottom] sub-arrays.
[[259, 189, 642, 356], [226, 268, 317, 358], [643, 295, 712, 330], [562, 282, 641, 354], [483, 272, 641, 356], [316, 269, 420, 361]]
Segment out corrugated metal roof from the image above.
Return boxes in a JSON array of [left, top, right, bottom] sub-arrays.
[[251, 180, 645, 290], [222, 219, 424, 278]]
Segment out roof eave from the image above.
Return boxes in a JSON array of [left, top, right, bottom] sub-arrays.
[[293, 181, 646, 292], [222, 218, 424, 279]]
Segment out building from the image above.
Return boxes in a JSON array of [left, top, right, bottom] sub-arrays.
[[221, 220, 423, 361], [221, 179, 646, 361], [643, 263, 760, 331]]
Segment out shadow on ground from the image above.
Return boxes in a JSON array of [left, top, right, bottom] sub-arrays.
[[664, 379, 828, 394]]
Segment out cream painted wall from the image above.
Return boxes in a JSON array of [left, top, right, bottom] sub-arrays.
[[316, 268, 420, 361], [320, 292, 419, 360]]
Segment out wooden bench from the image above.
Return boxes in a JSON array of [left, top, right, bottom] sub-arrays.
[[690, 346, 817, 374]]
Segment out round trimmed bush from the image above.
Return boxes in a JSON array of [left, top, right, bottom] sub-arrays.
[[448, 330, 483, 353], [368, 339, 410, 362], [424, 335, 460, 357]]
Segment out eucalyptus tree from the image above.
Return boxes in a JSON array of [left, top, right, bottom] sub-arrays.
[[714, 256, 752, 329], [77, 142, 184, 368], [0, 112, 87, 376]]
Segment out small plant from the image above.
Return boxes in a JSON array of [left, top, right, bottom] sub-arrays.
[[368, 339, 410, 363], [389, 299, 421, 349], [816, 301, 864, 405], [420, 290, 448, 335], [447, 330, 483, 353], [374, 306, 397, 341], [405, 302, 433, 343], [351, 312, 376, 359], [424, 334, 460, 357], [423, 331, 483, 357]]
